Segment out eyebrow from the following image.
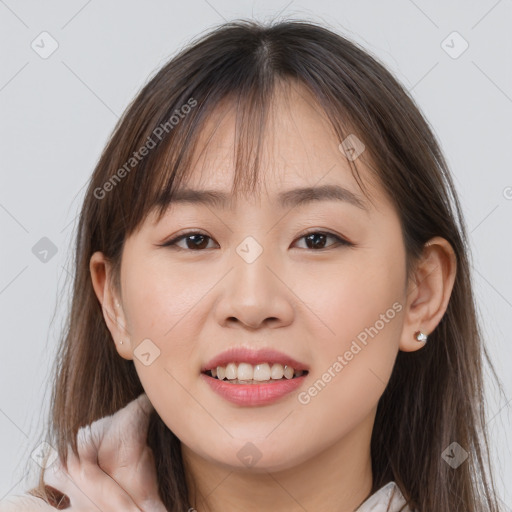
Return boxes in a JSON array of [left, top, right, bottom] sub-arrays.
[[164, 184, 369, 211]]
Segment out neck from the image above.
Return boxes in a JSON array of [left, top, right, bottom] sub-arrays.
[[181, 411, 375, 512]]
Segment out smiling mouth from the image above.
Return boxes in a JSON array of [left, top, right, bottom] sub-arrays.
[[203, 362, 309, 384]]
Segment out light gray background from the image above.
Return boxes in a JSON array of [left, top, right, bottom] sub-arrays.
[[1, 0, 511, 507]]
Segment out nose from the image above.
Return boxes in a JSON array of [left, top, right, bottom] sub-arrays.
[[214, 246, 295, 330]]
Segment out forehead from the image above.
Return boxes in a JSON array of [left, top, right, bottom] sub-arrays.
[[176, 83, 378, 207], [143, 81, 401, 230]]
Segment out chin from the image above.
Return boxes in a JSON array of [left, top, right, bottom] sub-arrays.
[[196, 437, 312, 473]]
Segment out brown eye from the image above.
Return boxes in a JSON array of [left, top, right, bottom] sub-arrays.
[[182, 234, 212, 250], [159, 230, 352, 252], [162, 232, 216, 250], [294, 231, 352, 250]]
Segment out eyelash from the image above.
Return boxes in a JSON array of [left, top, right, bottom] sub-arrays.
[[158, 230, 354, 252]]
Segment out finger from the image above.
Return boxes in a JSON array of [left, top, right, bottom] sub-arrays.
[[77, 393, 153, 468], [45, 448, 143, 512], [76, 393, 165, 508], [45, 457, 167, 512]]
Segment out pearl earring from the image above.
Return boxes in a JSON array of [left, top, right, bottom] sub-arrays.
[[415, 331, 428, 343]]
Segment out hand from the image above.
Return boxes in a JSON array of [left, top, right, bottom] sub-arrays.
[[42, 392, 167, 511]]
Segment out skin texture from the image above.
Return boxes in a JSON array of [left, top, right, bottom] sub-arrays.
[[90, 83, 457, 512]]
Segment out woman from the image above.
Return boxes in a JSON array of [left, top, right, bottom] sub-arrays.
[[1, 18, 505, 512]]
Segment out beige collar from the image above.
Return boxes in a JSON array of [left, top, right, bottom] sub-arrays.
[[356, 481, 412, 511]]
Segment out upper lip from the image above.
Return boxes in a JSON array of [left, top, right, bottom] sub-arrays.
[[202, 347, 309, 372]]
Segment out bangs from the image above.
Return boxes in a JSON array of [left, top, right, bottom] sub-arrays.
[[122, 76, 374, 237], [145, 82, 275, 227]]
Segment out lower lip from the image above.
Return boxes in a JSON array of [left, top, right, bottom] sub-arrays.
[[200, 372, 307, 406]]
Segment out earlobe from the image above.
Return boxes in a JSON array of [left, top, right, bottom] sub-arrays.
[[399, 236, 457, 352], [89, 251, 133, 360]]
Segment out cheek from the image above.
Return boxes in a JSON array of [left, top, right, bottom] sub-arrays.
[[291, 251, 405, 446], [120, 253, 215, 408], [298, 246, 405, 350], [121, 251, 212, 341], [120, 256, 210, 440], [296, 237, 406, 401]]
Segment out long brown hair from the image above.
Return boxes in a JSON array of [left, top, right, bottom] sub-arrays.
[[28, 18, 506, 511]]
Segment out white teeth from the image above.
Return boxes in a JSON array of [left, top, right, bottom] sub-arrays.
[[270, 363, 284, 379], [237, 363, 253, 380], [208, 362, 306, 381], [225, 362, 237, 380], [253, 363, 271, 381], [283, 365, 294, 379]]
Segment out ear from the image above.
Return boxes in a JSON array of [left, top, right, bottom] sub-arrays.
[[89, 251, 133, 360], [399, 236, 457, 352]]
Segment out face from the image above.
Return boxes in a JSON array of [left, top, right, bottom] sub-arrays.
[[98, 84, 411, 473]]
